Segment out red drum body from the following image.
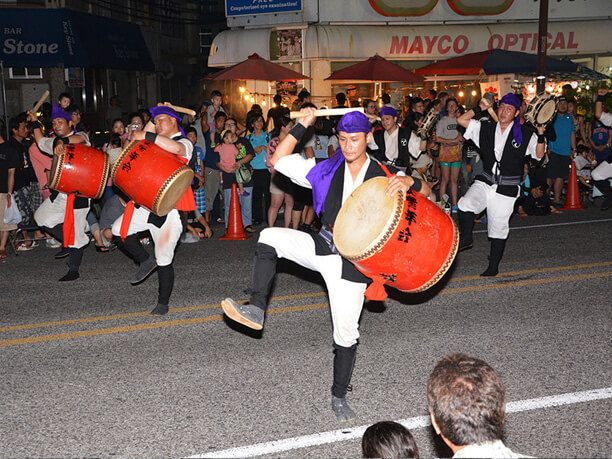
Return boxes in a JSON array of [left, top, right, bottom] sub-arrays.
[[334, 177, 458, 293], [49, 144, 109, 199], [111, 140, 194, 216]]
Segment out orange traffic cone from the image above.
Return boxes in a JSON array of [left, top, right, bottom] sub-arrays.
[[219, 183, 252, 240], [562, 161, 585, 210]]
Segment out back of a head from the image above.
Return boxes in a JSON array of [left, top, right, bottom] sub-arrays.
[[298, 89, 311, 102], [427, 354, 506, 447], [381, 94, 391, 105], [336, 92, 347, 105], [362, 421, 419, 459], [273, 94, 282, 105]]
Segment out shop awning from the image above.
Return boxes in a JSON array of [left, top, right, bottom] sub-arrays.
[[415, 50, 577, 76], [0, 8, 154, 71], [520, 65, 610, 82], [206, 53, 310, 81]]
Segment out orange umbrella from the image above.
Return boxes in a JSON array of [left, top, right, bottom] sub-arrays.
[[206, 53, 310, 81], [325, 55, 424, 83]]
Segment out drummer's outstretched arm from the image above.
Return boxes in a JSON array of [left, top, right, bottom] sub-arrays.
[[595, 89, 607, 121], [457, 98, 490, 129], [131, 128, 188, 157], [270, 107, 316, 166]]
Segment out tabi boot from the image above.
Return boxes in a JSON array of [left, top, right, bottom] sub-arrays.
[[480, 238, 507, 277], [331, 343, 358, 422], [593, 180, 612, 211], [151, 265, 174, 316], [114, 235, 157, 285], [59, 247, 83, 282], [457, 210, 475, 252], [221, 243, 278, 330]]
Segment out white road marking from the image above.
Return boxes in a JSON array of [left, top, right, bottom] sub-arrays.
[[193, 387, 612, 458], [473, 218, 612, 234]]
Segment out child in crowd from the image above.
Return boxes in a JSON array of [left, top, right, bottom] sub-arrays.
[[574, 144, 597, 189], [215, 130, 250, 196], [362, 421, 419, 458], [185, 127, 206, 214]]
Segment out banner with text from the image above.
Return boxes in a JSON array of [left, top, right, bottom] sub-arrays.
[[226, 0, 302, 17]]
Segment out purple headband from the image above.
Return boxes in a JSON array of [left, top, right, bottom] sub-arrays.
[[149, 105, 185, 136], [337, 111, 371, 134], [379, 106, 398, 118], [51, 103, 72, 122], [499, 92, 522, 145]]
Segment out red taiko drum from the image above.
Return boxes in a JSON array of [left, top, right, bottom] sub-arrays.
[[333, 177, 458, 295], [111, 140, 194, 216], [49, 143, 110, 199]]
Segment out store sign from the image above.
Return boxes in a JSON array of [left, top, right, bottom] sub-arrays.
[[225, 0, 302, 17], [389, 31, 579, 56]]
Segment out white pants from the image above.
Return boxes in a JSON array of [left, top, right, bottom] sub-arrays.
[[34, 192, 90, 249], [259, 227, 367, 347], [592, 160, 612, 181], [111, 207, 182, 267], [458, 180, 517, 239]]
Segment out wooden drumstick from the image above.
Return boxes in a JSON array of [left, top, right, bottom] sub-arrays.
[[487, 107, 499, 123], [32, 90, 50, 114], [290, 107, 364, 119], [157, 103, 196, 117]]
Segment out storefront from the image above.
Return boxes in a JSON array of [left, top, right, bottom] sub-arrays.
[[208, 0, 612, 108]]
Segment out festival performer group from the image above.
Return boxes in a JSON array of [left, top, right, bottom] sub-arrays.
[[11, 86, 609, 423]]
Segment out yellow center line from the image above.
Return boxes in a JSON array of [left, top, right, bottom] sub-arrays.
[[1, 271, 610, 348], [1, 262, 610, 333]]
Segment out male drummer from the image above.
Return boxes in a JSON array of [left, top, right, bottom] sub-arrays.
[[111, 104, 194, 315], [28, 104, 90, 282], [456, 93, 546, 276], [221, 108, 430, 422], [593, 89, 612, 211]]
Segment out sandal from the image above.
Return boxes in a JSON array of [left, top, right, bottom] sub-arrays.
[[0, 249, 7, 259], [95, 245, 111, 252], [550, 207, 563, 215], [244, 226, 256, 233]]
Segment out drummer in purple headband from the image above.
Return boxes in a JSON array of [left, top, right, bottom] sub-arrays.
[[220, 107, 430, 423], [110, 102, 195, 316], [456, 92, 546, 277]]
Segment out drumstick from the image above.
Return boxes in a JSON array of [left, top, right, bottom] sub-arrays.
[[32, 90, 50, 114], [157, 103, 196, 117], [290, 107, 364, 119], [487, 107, 499, 123]]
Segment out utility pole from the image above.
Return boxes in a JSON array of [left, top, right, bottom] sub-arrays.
[[536, 0, 549, 94]]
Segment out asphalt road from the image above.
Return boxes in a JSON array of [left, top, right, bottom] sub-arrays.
[[1, 207, 611, 458]]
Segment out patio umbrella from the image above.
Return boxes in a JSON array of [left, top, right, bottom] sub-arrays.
[[205, 53, 310, 81], [325, 55, 424, 83], [415, 49, 578, 76], [521, 65, 610, 82]]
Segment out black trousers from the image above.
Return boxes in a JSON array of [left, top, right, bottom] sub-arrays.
[[252, 169, 271, 223]]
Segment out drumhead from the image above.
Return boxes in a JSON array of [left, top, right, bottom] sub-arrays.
[[154, 166, 195, 216], [48, 152, 63, 191], [536, 99, 557, 124], [333, 177, 401, 259]]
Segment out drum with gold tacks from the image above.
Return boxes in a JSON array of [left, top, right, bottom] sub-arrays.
[[333, 177, 458, 298]]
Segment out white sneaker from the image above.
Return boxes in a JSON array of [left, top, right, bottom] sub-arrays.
[[180, 232, 200, 244], [46, 238, 61, 248]]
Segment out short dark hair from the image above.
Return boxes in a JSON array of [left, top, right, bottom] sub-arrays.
[[427, 354, 506, 447], [185, 126, 197, 136], [429, 89, 438, 98], [362, 98, 375, 110], [410, 97, 424, 110], [58, 92, 72, 102], [108, 132, 122, 148], [210, 90, 223, 99], [9, 113, 27, 134], [381, 94, 391, 104], [214, 111, 228, 121], [336, 92, 346, 104], [273, 94, 282, 104], [362, 421, 419, 458], [445, 97, 458, 110], [298, 89, 310, 101], [438, 91, 448, 99]]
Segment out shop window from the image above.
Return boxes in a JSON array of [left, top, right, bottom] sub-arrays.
[[9, 68, 43, 79]]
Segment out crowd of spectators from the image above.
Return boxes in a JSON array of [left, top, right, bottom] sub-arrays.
[[1, 85, 610, 259]]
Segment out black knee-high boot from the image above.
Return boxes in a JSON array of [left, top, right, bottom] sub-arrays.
[[151, 264, 174, 315], [593, 180, 612, 210], [249, 243, 278, 311], [481, 238, 507, 277], [458, 210, 475, 251], [331, 343, 358, 422]]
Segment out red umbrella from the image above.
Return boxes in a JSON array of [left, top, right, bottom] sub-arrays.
[[206, 53, 310, 81], [325, 55, 424, 83], [415, 49, 577, 76]]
